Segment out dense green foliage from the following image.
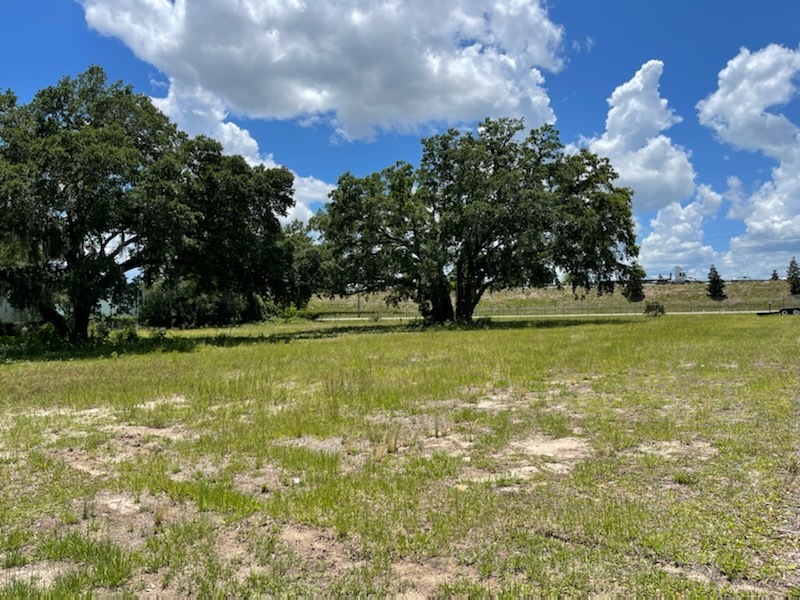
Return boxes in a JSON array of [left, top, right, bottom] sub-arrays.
[[622, 262, 646, 302], [787, 256, 800, 295], [706, 264, 726, 300], [0, 67, 299, 339], [315, 118, 638, 323], [643, 300, 665, 316], [0, 67, 182, 340], [138, 279, 271, 328]]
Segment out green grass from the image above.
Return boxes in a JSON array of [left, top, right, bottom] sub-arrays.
[[303, 279, 797, 317], [0, 313, 798, 595]]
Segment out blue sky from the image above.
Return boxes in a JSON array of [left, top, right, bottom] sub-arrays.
[[2, 1, 799, 280]]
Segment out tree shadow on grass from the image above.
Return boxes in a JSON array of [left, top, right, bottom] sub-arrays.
[[0, 316, 638, 363]]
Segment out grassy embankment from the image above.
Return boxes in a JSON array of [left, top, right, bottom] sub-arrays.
[[306, 279, 797, 319]]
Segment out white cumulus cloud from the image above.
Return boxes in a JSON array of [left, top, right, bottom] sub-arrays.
[[638, 185, 723, 278], [79, 0, 565, 138], [580, 60, 732, 277], [698, 44, 800, 274], [584, 60, 696, 212]]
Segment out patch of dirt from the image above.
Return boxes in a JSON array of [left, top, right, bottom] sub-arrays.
[[22, 406, 113, 422], [415, 432, 475, 458], [56, 423, 197, 480], [102, 424, 195, 463], [279, 524, 359, 576], [279, 436, 347, 454], [232, 465, 285, 495], [366, 411, 484, 457], [497, 434, 591, 475], [72, 490, 199, 550], [658, 562, 779, 594], [508, 434, 591, 461], [635, 440, 717, 461], [542, 402, 586, 420], [471, 388, 518, 411], [393, 558, 473, 596], [546, 376, 602, 395], [0, 561, 77, 588], [168, 456, 220, 482], [137, 394, 188, 411], [57, 447, 112, 478], [458, 465, 542, 485]]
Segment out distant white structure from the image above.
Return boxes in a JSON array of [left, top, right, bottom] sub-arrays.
[[673, 266, 699, 284], [1, 296, 138, 324], [0, 296, 30, 323]]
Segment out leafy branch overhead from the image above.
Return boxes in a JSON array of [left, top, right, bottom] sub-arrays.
[[313, 118, 639, 323]]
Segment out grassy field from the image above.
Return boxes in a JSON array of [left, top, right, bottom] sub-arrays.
[[306, 280, 798, 318], [1, 313, 799, 595]]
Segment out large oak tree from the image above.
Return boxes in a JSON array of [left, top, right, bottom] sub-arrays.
[[314, 118, 638, 322], [0, 67, 295, 339]]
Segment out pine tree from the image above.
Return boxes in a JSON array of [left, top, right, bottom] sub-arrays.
[[707, 265, 726, 300], [788, 257, 800, 295], [771, 269, 780, 281]]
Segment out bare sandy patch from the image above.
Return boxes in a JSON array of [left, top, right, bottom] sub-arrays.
[[1, 561, 77, 589], [137, 394, 188, 411], [458, 465, 542, 485], [635, 440, 717, 461], [658, 562, 778, 594], [275, 436, 371, 473], [72, 490, 199, 551], [417, 432, 474, 458], [232, 466, 285, 495], [100, 424, 195, 464], [279, 524, 358, 576], [23, 406, 113, 422], [168, 456, 221, 482], [279, 436, 347, 454], [546, 376, 602, 395], [57, 447, 112, 478], [497, 434, 591, 476], [508, 435, 591, 461], [393, 558, 473, 596]]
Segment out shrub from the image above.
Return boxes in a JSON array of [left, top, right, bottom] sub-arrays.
[[644, 301, 665, 317]]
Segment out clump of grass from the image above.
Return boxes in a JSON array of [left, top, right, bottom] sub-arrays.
[[38, 532, 137, 588], [672, 471, 699, 486]]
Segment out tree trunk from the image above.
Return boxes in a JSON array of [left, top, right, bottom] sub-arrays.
[[455, 291, 474, 323], [418, 275, 454, 323], [71, 303, 92, 342], [37, 301, 70, 339], [430, 281, 455, 322]]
